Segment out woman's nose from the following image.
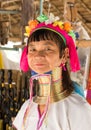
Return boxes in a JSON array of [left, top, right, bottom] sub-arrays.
[[35, 51, 45, 57]]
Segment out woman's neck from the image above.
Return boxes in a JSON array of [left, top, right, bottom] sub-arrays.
[[30, 67, 71, 104]]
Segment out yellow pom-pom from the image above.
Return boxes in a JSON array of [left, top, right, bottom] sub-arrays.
[[53, 21, 63, 29]]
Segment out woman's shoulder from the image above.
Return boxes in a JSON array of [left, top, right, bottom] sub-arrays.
[[65, 93, 91, 129], [64, 92, 91, 111], [13, 99, 36, 130], [20, 99, 30, 109]]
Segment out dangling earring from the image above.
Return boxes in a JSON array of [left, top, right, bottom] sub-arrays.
[[60, 62, 66, 71]]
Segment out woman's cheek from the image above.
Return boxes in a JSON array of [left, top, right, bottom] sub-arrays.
[[27, 56, 32, 67]]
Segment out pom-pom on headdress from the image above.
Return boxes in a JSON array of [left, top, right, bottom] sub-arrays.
[[24, 13, 76, 40], [20, 13, 80, 72]]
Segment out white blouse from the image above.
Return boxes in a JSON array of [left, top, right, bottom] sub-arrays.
[[13, 92, 91, 130]]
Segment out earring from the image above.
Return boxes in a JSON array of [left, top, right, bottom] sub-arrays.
[[60, 62, 66, 71]]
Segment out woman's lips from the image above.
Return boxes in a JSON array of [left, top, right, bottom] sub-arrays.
[[35, 63, 45, 66], [34, 63, 47, 69]]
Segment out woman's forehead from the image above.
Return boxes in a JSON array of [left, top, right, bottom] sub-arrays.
[[28, 40, 57, 46]]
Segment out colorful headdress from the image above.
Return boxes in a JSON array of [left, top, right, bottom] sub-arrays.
[[20, 14, 80, 72]]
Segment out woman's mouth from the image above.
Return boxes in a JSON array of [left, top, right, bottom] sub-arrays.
[[35, 63, 45, 67]]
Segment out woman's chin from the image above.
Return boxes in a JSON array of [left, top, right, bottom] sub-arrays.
[[33, 69, 51, 74]]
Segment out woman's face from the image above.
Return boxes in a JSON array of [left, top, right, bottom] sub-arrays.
[[27, 40, 62, 74]]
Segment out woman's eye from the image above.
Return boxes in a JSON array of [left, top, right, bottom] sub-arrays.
[[45, 48, 51, 51], [29, 48, 36, 52]]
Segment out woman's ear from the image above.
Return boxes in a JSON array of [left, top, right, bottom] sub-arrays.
[[60, 48, 69, 65], [64, 47, 69, 59], [59, 48, 69, 70]]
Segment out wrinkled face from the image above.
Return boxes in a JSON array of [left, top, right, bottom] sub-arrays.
[[27, 40, 62, 74]]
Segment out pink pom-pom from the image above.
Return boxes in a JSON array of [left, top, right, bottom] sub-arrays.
[[20, 46, 29, 72]]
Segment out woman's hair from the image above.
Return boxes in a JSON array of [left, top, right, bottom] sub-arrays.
[[28, 29, 74, 93]]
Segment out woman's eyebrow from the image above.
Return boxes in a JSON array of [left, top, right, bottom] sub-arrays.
[[44, 43, 53, 46], [43, 42, 55, 46]]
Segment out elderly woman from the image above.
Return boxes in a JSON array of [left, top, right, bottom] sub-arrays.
[[13, 14, 91, 130]]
